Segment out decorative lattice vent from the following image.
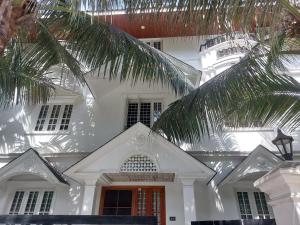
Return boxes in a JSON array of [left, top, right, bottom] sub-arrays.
[[120, 155, 157, 172]]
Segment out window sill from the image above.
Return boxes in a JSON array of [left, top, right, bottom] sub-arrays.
[[25, 131, 71, 135]]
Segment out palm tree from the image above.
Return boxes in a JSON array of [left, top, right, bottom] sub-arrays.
[[1, 0, 300, 143]]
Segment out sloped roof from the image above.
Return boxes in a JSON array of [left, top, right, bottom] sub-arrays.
[[0, 148, 68, 185], [217, 145, 283, 186]]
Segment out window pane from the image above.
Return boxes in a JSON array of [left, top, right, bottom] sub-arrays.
[[39, 191, 54, 215], [140, 103, 151, 127], [35, 105, 49, 131], [47, 105, 61, 131], [104, 190, 119, 207], [60, 105, 73, 130], [103, 190, 132, 216], [254, 192, 270, 219], [237, 192, 252, 219], [24, 191, 39, 215], [9, 191, 25, 214], [153, 102, 162, 123], [127, 103, 138, 128]]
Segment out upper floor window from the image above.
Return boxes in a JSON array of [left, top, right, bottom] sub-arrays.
[[9, 190, 54, 215], [146, 41, 162, 51], [254, 192, 270, 219], [237, 192, 252, 219], [34, 104, 73, 132], [126, 101, 162, 128]]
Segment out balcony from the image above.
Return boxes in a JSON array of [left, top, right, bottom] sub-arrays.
[[199, 33, 256, 52]]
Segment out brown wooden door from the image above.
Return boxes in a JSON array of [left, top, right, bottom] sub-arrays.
[[100, 186, 165, 225]]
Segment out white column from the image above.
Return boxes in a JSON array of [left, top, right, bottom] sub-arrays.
[[254, 161, 300, 225], [181, 178, 197, 225], [81, 179, 97, 215]]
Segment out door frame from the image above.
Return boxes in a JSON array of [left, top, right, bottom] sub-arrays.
[[99, 186, 166, 225]]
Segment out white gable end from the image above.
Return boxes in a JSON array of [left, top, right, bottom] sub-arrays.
[[65, 123, 215, 183], [0, 149, 68, 185]]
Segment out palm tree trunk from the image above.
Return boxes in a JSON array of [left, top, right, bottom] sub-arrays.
[[0, 0, 12, 54]]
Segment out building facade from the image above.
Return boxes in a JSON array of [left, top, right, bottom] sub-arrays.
[[0, 16, 299, 225]]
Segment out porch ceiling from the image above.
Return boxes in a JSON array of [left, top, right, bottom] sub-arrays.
[[103, 172, 175, 182]]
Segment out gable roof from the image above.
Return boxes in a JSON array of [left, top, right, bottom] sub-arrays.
[[218, 145, 283, 186], [0, 148, 68, 185], [64, 122, 216, 182]]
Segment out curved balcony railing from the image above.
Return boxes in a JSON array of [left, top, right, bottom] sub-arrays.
[[199, 33, 256, 52], [217, 46, 249, 59]]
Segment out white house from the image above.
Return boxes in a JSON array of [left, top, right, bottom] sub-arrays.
[[0, 14, 299, 225]]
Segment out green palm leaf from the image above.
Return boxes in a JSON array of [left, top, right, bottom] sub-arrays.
[[153, 44, 300, 143], [0, 40, 54, 107]]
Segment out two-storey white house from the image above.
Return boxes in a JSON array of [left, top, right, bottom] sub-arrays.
[[0, 13, 299, 225]]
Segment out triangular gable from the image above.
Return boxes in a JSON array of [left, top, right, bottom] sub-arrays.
[[64, 123, 216, 183], [218, 145, 283, 186], [0, 148, 68, 185]]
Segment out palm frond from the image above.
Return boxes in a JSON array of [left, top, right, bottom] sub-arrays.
[[62, 12, 194, 94], [0, 40, 54, 107], [153, 44, 300, 143]]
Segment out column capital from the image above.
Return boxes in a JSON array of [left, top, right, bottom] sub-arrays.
[[254, 161, 300, 225], [180, 177, 196, 186]]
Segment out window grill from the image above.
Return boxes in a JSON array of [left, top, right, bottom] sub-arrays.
[[237, 192, 252, 219], [126, 101, 162, 128], [127, 103, 139, 128], [140, 103, 151, 127], [120, 155, 157, 172]]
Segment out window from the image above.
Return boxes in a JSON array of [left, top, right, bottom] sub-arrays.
[[9, 190, 54, 215], [146, 41, 162, 51], [254, 192, 270, 219], [47, 105, 61, 131], [35, 104, 73, 132], [237, 192, 252, 219], [60, 105, 73, 130], [126, 101, 162, 128], [102, 190, 132, 216], [35, 105, 49, 131]]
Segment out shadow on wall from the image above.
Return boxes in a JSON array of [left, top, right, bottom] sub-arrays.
[[0, 96, 98, 155]]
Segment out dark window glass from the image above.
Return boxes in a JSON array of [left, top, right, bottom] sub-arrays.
[[102, 190, 132, 216]]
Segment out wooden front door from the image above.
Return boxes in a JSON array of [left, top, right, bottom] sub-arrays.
[[100, 186, 165, 225]]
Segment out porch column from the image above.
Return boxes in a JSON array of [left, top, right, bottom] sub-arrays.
[[81, 179, 97, 215], [254, 161, 300, 225], [181, 178, 197, 225]]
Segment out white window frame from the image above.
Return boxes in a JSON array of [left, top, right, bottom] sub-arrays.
[[33, 104, 73, 133], [8, 189, 55, 215], [145, 40, 163, 51], [125, 99, 163, 128], [235, 190, 273, 220]]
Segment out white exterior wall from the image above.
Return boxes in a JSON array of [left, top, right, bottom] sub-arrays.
[[0, 35, 299, 222]]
